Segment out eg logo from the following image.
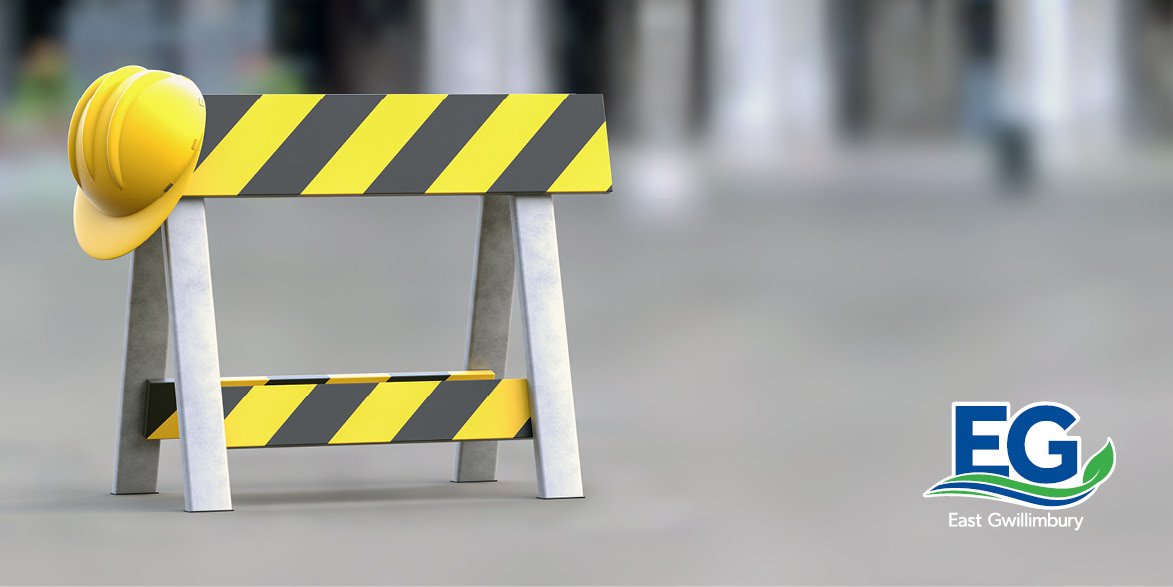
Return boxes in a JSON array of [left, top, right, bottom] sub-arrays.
[[924, 402, 1115, 509]]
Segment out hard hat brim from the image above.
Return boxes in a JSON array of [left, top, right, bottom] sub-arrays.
[[73, 173, 188, 260]]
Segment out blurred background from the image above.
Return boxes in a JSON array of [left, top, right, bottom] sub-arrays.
[[7, 0, 1173, 194], [2, 1, 1173, 585]]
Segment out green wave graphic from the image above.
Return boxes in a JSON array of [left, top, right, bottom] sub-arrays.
[[925, 438, 1115, 499]]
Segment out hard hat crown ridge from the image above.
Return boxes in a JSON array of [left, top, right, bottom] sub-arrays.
[[69, 65, 206, 260], [106, 69, 177, 189]]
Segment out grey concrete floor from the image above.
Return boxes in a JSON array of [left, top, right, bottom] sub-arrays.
[[1, 151, 1172, 584]]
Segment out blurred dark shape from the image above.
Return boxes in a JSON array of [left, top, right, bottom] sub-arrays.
[[961, 0, 997, 134], [317, 1, 422, 93], [558, 0, 611, 93], [832, 0, 868, 139], [271, 1, 330, 90], [1127, 0, 1173, 137], [992, 122, 1033, 192]]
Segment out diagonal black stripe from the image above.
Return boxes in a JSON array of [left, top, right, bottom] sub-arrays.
[[144, 380, 254, 436], [144, 380, 176, 436], [240, 94, 383, 195], [489, 94, 605, 194], [266, 383, 376, 447], [221, 386, 251, 417], [514, 419, 533, 439], [145, 381, 253, 435], [365, 94, 506, 195], [198, 95, 259, 167], [264, 376, 330, 385], [385, 373, 451, 382], [393, 380, 497, 442]]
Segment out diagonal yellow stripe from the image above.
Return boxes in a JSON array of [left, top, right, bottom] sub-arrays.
[[147, 412, 179, 440], [329, 381, 439, 445], [445, 370, 496, 381], [302, 94, 446, 195], [426, 94, 567, 194], [326, 373, 391, 384], [223, 384, 315, 447], [187, 94, 323, 196], [453, 379, 532, 440], [220, 376, 269, 387], [548, 122, 611, 193]]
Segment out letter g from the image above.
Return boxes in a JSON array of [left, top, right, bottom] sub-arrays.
[[1007, 404, 1078, 484]]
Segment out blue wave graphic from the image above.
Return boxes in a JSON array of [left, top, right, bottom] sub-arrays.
[[930, 481, 1094, 507]]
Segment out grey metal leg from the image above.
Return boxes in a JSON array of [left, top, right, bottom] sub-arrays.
[[162, 198, 232, 512], [111, 229, 168, 494], [511, 195, 584, 499], [454, 195, 516, 482]]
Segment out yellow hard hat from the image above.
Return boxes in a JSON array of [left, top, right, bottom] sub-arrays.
[[69, 65, 205, 259]]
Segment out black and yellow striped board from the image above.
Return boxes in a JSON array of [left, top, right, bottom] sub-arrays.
[[186, 93, 610, 197], [144, 371, 533, 448]]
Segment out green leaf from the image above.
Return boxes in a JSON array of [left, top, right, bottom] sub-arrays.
[[1082, 439, 1115, 485]]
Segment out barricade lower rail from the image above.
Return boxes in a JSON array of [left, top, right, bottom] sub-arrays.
[[144, 371, 533, 448]]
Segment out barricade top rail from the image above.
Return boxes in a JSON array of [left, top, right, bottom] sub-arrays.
[[188, 93, 612, 198]]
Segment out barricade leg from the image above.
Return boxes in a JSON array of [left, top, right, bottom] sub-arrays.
[[111, 229, 167, 494], [454, 195, 516, 482], [512, 195, 584, 499], [162, 198, 232, 512]]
